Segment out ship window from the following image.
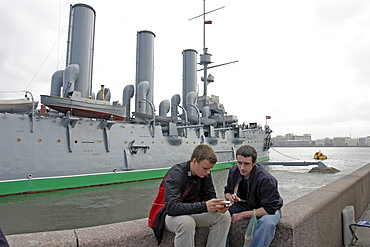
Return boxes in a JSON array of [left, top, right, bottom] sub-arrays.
[[57, 139, 61, 143], [37, 139, 42, 143], [16, 138, 22, 143], [74, 140, 78, 144]]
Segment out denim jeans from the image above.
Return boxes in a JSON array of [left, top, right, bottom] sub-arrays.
[[228, 203, 281, 247]]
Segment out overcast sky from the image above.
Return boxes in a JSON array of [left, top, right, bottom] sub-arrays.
[[0, 0, 369, 140]]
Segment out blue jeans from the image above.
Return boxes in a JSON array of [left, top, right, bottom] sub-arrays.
[[228, 203, 281, 247]]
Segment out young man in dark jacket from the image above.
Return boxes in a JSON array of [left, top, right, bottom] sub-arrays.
[[224, 145, 283, 247], [152, 144, 231, 246]]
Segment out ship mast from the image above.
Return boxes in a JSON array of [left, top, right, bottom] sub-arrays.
[[201, 0, 209, 98], [189, 1, 237, 98]]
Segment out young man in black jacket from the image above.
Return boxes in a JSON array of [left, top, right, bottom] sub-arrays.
[[152, 144, 231, 246], [224, 145, 283, 247]]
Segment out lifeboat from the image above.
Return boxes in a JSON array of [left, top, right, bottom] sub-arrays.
[[314, 151, 327, 160]]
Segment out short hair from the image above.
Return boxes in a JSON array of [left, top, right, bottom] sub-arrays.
[[236, 145, 257, 163], [191, 144, 217, 164]]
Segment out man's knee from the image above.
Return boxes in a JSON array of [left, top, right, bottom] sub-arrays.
[[177, 216, 197, 232], [220, 211, 231, 225], [258, 214, 278, 229]]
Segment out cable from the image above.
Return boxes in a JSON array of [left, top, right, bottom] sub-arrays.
[[270, 147, 299, 160]]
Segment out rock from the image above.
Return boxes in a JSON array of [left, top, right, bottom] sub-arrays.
[[308, 167, 340, 174]]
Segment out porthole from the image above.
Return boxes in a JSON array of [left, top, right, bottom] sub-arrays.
[[97, 140, 102, 144], [16, 138, 22, 143], [74, 140, 78, 144], [57, 139, 61, 143], [37, 139, 42, 143]]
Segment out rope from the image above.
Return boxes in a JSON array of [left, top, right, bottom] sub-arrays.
[[270, 147, 300, 160]]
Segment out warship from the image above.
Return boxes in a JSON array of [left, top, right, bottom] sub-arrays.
[[0, 3, 272, 196]]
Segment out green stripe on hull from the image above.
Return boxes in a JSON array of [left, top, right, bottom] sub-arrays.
[[0, 155, 269, 196]]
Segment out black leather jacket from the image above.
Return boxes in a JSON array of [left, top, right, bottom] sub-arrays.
[[224, 163, 283, 214], [151, 161, 217, 244], [164, 161, 217, 215]]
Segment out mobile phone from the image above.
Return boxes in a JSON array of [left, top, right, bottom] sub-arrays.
[[222, 200, 231, 208]]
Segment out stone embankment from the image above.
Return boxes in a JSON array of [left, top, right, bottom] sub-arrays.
[[7, 164, 370, 246]]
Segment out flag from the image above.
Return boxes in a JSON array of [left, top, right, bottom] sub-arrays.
[[266, 116, 271, 119], [204, 20, 212, 24]]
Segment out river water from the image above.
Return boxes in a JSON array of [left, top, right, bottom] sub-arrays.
[[1, 147, 369, 235]]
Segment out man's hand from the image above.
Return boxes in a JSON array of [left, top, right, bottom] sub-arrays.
[[206, 199, 229, 213], [230, 193, 241, 204], [231, 212, 245, 224]]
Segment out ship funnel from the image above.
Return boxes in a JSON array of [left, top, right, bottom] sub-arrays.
[[66, 4, 96, 98], [182, 49, 198, 109], [135, 31, 155, 114], [123, 85, 135, 120]]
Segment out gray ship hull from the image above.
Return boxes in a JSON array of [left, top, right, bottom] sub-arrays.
[[0, 112, 270, 195]]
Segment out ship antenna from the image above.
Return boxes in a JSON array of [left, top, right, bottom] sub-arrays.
[[188, 1, 238, 98], [188, 1, 224, 98]]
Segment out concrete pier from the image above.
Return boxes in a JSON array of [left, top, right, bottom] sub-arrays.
[[6, 163, 370, 246]]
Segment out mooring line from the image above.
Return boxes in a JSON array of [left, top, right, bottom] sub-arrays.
[[270, 147, 300, 160]]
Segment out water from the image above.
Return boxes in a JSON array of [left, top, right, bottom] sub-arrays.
[[1, 147, 369, 235]]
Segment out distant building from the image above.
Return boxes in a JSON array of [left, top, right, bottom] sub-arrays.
[[272, 135, 287, 146], [293, 134, 311, 141], [333, 137, 346, 147], [316, 138, 333, 147], [272, 133, 370, 147], [359, 137, 370, 146], [272, 133, 312, 147], [285, 133, 295, 140], [345, 138, 359, 146]]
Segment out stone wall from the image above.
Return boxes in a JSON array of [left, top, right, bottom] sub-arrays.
[[269, 163, 370, 247], [6, 163, 370, 247]]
